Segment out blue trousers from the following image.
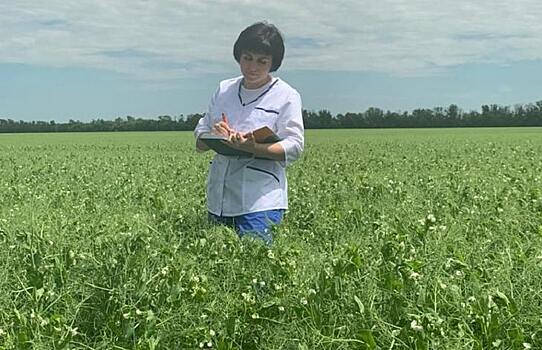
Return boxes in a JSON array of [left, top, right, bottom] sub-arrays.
[[208, 209, 285, 245]]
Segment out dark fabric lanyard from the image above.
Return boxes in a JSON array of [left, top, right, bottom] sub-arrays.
[[238, 78, 278, 107]]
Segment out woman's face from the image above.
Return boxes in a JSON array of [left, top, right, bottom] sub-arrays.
[[239, 51, 273, 89]]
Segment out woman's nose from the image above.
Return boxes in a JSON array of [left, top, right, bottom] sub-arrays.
[[246, 61, 256, 70]]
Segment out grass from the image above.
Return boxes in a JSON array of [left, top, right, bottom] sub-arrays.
[[0, 128, 541, 349]]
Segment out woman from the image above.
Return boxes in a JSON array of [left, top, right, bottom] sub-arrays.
[[194, 22, 304, 245]]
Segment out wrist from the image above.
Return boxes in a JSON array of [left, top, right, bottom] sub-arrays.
[[252, 142, 265, 156]]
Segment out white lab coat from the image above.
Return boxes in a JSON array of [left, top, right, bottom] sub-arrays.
[[194, 76, 304, 216]]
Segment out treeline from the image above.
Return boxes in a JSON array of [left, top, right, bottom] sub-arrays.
[[1, 101, 542, 133], [0, 115, 204, 133], [304, 101, 542, 129]]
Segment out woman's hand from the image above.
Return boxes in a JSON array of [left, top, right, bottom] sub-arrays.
[[223, 131, 285, 161], [213, 113, 233, 137], [224, 131, 257, 153]]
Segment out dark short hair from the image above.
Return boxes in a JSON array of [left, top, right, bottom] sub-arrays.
[[233, 22, 285, 72]]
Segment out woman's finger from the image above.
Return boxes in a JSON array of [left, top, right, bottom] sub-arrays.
[[216, 121, 233, 135], [223, 123, 233, 134], [214, 124, 229, 137]]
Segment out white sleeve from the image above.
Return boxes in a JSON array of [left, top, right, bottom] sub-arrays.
[[276, 91, 304, 167], [194, 87, 218, 141]]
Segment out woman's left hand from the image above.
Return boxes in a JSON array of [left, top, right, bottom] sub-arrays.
[[224, 131, 257, 153]]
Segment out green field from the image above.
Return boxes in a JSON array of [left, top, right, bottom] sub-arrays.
[[1, 128, 541, 349]]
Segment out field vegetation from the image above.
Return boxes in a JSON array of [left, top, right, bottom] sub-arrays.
[[0, 128, 541, 349]]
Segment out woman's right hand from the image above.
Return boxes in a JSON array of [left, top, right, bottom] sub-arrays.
[[213, 112, 234, 137]]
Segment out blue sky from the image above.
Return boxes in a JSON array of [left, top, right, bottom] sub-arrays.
[[1, 1, 542, 122]]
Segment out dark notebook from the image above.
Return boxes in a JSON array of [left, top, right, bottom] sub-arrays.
[[199, 126, 282, 156]]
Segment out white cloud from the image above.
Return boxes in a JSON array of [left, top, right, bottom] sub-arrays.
[[1, 0, 541, 80]]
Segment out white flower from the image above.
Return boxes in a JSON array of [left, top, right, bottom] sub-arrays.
[[523, 343, 532, 349], [209, 329, 216, 337], [410, 320, 423, 332], [308, 288, 317, 295], [251, 313, 259, 319], [426, 214, 436, 223], [259, 281, 266, 287], [278, 306, 285, 312], [409, 272, 421, 280], [241, 292, 253, 303], [70, 327, 79, 337], [300, 297, 308, 305], [207, 342, 213, 347], [252, 278, 258, 284], [492, 339, 502, 347]]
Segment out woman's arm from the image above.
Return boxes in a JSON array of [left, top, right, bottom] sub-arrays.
[[224, 131, 285, 161], [194, 87, 220, 152], [275, 91, 304, 166], [252, 142, 285, 161], [225, 91, 303, 162]]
